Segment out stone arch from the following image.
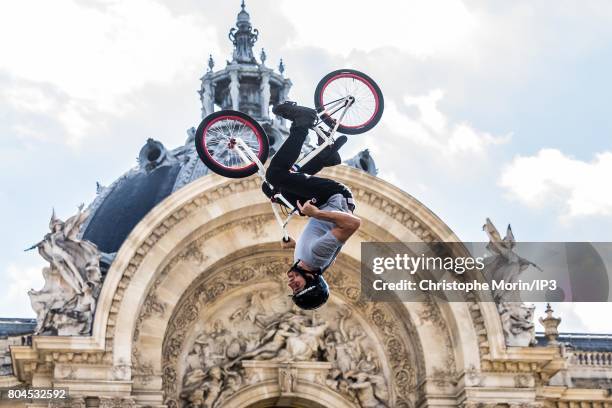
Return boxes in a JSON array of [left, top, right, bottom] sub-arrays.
[[156, 245, 423, 407], [90, 166, 498, 406], [227, 382, 355, 408]]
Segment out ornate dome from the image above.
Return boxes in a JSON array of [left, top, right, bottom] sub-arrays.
[[80, 1, 376, 256], [81, 134, 209, 254]]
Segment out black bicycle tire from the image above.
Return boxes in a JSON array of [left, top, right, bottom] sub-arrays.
[[195, 110, 269, 178], [314, 69, 384, 135]]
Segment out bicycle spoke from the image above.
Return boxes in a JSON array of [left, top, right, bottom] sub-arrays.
[[327, 104, 346, 119], [322, 96, 346, 107], [209, 143, 226, 159], [203, 116, 263, 170], [320, 75, 378, 127]]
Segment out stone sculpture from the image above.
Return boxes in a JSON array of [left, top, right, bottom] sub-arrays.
[[344, 149, 378, 176], [280, 321, 328, 361], [28, 205, 103, 335], [482, 218, 542, 302], [349, 372, 389, 408], [178, 292, 390, 408], [482, 218, 539, 346], [497, 302, 537, 347]]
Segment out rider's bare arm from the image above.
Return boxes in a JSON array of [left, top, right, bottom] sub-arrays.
[[297, 200, 361, 243], [318, 211, 361, 242]]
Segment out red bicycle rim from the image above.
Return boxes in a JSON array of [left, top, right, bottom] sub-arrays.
[[201, 115, 264, 171], [319, 73, 380, 129]]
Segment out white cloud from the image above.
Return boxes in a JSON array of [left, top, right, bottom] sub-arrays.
[[500, 149, 612, 218], [279, 0, 478, 58], [2, 83, 93, 146], [0, 263, 45, 318], [536, 303, 612, 334], [566, 303, 612, 333], [382, 89, 509, 158], [0, 0, 218, 146], [3, 85, 57, 114]]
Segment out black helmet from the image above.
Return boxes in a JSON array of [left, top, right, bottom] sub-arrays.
[[290, 262, 330, 310]]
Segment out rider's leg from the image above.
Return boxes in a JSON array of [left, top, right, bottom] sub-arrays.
[[266, 124, 310, 181], [266, 124, 347, 200], [299, 135, 347, 174], [266, 102, 317, 182], [298, 155, 326, 175], [261, 124, 308, 204], [268, 102, 347, 176], [264, 122, 317, 204], [266, 104, 352, 205]]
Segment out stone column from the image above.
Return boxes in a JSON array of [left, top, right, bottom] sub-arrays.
[[260, 71, 271, 120], [200, 77, 215, 118], [229, 69, 240, 111], [277, 79, 292, 126], [279, 79, 291, 103]]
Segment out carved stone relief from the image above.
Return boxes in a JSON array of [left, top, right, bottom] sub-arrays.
[[417, 296, 457, 375], [156, 254, 430, 408], [177, 294, 389, 408]]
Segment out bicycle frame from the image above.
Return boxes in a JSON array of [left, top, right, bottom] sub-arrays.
[[232, 96, 354, 240]]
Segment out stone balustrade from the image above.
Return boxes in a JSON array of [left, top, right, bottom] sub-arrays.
[[572, 350, 612, 366]]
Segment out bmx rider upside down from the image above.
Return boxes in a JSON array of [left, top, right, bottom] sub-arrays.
[[264, 101, 362, 310]]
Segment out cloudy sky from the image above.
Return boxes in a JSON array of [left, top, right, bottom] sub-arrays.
[[1, 0, 611, 333]]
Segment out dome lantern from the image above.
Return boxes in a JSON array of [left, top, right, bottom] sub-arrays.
[[198, 0, 292, 156], [228, 0, 259, 64]]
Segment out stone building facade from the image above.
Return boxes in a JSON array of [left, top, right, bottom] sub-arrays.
[[1, 3, 611, 407]]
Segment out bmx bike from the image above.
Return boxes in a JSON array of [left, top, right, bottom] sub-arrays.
[[194, 68, 384, 240]]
